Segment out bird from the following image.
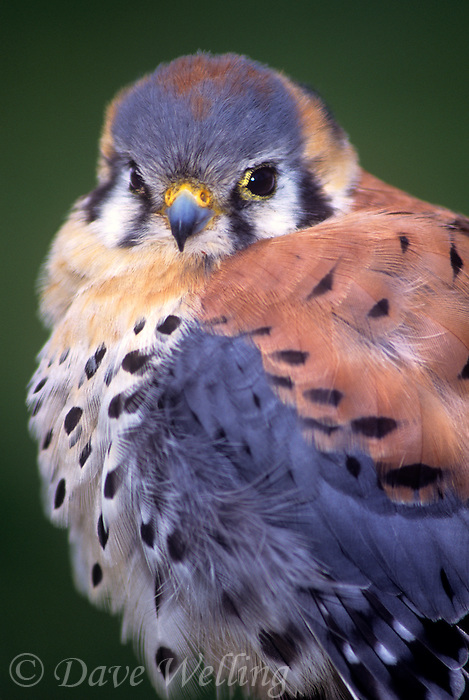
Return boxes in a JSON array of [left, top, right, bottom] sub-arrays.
[[27, 52, 469, 700]]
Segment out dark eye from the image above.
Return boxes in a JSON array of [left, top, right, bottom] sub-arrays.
[[244, 166, 276, 198], [129, 163, 145, 193]]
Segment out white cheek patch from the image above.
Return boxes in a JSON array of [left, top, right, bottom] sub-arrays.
[[97, 190, 137, 246], [91, 173, 170, 249], [252, 173, 301, 240]]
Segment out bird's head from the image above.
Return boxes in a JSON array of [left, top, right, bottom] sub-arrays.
[[87, 53, 358, 257], [40, 53, 358, 325]]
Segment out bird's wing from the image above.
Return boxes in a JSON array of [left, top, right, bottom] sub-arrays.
[[122, 208, 469, 698], [199, 208, 469, 506]]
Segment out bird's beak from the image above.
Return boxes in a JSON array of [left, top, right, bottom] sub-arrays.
[[164, 184, 215, 252]]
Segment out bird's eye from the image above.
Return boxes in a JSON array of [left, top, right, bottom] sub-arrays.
[[240, 166, 277, 199], [129, 163, 145, 193]]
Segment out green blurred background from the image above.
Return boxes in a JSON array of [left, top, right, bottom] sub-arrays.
[[2, 1, 469, 698]]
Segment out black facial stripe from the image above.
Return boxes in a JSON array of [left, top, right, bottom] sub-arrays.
[[84, 156, 121, 223], [296, 167, 334, 228], [118, 198, 153, 247], [227, 189, 257, 250]]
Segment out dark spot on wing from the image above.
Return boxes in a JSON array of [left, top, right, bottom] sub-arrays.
[[382, 463, 443, 490], [459, 356, 469, 380], [346, 456, 361, 478], [307, 269, 334, 299], [450, 242, 463, 278], [303, 387, 343, 407], [273, 349, 309, 365], [351, 416, 398, 439], [399, 235, 409, 253], [368, 298, 389, 318], [267, 374, 294, 389]]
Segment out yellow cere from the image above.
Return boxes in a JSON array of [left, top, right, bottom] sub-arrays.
[[164, 182, 213, 209]]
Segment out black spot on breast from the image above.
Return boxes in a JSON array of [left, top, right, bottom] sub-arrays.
[[91, 563, 103, 587], [68, 426, 82, 448], [108, 394, 123, 419], [124, 388, 146, 414], [273, 349, 309, 365], [79, 441, 92, 467], [267, 374, 294, 389], [351, 416, 398, 438], [42, 429, 53, 450], [156, 315, 181, 335], [167, 530, 187, 562], [122, 350, 150, 374], [307, 269, 334, 298], [368, 298, 389, 318], [64, 406, 83, 434], [459, 356, 469, 380], [221, 591, 240, 618], [33, 377, 47, 393], [31, 399, 43, 416], [303, 387, 343, 407], [450, 242, 463, 278], [97, 514, 109, 550], [59, 348, 70, 364], [133, 318, 146, 334], [154, 568, 164, 616], [104, 469, 120, 499], [155, 647, 177, 679], [84, 343, 107, 379], [140, 521, 155, 548], [382, 463, 443, 490], [258, 629, 299, 667], [301, 417, 340, 435], [104, 367, 114, 386], [346, 456, 361, 478], [440, 567, 455, 601], [399, 235, 410, 253], [54, 479, 66, 509]]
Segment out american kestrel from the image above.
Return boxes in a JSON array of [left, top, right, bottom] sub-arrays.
[[27, 53, 469, 699]]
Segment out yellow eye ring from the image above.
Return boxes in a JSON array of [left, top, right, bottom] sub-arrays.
[[238, 165, 277, 200]]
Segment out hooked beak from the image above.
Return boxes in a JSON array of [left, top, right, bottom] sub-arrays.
[[165, 184, 215, 252]]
